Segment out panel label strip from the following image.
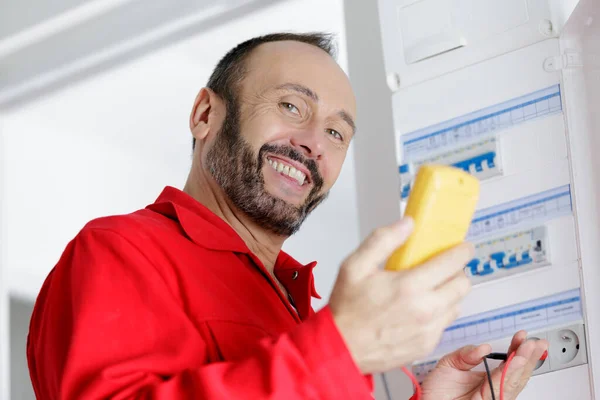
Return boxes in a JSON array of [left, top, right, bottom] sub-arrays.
[[436, 289, 582, 357], [467, 185, 572, 240], [401, 84, 562, 160]]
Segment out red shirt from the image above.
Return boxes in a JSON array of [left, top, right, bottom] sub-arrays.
[[27, 186, 374, 399]]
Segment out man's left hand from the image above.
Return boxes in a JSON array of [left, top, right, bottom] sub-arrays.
[[421, 330, 549, 400]]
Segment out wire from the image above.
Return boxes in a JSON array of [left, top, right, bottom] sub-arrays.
[[401, 366, 422, 400], [483, 357, 496, 400], [485, 352, 508, 361], [406, 350, 519, 400], [499, 352, 516, 400], [381, 372, 393, 400]]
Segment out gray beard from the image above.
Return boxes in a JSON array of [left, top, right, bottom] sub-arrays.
[[205, 102, 328, 236]]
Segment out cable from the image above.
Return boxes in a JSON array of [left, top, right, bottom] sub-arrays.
[[483, 357, 496, 400], [381, 372, 393, 400], [401, 366, 422, 400], [410, 348, 536, 400], [485, 352, 508, 361]]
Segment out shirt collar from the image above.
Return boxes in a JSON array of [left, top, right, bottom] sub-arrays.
[[146, 186, 321, 316], [146, 186, 249, 253]]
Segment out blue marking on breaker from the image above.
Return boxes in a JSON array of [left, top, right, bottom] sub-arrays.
[[401, 184, 411, 199], [466, 259, 493, 276], [490, 252, 506, 269], [480, 262, 493, 275], [399, 164, 412, 199], [467, 259, 480, 275], [505, 254, 519, 269], [452, 151, 496, 174]]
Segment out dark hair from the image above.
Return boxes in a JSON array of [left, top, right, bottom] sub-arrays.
[[192, 32, 337, 149]]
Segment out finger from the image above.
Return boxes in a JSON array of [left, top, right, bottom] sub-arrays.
[[432, 272, 472, 308], [343, 217, 414, 281], [520, 339, 549, 378], [437, 305, 462, 337], [437, 343, 492, 371], [404, 242, 475, 290], [414, 273, 471, 320], [419, 306, 462, 359], [506, 330, 528, 356]]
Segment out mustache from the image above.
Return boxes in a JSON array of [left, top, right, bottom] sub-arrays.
[[258, 144, 323, 188]]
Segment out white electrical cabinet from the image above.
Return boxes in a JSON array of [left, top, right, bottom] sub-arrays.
[[371, 0, 600, 398]]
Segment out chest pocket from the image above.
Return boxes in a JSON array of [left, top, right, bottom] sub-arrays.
[[206, 320, 276, 361]]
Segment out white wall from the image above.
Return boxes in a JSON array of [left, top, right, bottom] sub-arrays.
[[2, 0, 358, 397], [2, 0, 355, 306]]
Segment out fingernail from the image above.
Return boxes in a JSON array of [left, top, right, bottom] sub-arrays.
[[540, 350, 548, 361]]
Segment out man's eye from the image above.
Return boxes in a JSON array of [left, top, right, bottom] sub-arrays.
[[280, 102, 300, 115], [327, 129, 343, 141]]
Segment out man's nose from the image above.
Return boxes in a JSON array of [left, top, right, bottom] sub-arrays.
[[290, 128, 324, 160]]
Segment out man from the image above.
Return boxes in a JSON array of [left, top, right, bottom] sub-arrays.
[[27, 33, 547, 399]]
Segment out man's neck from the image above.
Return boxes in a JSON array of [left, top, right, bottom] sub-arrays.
[[183, 169, 285, 274]]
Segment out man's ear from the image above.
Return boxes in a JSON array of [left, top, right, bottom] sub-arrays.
[[189, 88, 223, 142]]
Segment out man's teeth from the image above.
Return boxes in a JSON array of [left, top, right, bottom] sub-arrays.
[[268, 158, 307, 185]]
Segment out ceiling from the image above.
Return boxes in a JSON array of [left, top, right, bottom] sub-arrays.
[[0, 0, 283, 110]]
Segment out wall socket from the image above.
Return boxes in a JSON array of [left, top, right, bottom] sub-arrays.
[[528, 322, 588, 376], [466, 225, 550, 284]]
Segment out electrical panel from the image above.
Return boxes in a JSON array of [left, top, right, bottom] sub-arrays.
[[374, 0, 598, 398]]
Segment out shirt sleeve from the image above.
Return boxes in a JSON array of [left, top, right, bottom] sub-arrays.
[[27, 227, 373, 400]]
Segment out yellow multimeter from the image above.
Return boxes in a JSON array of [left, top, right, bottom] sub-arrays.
[[385, 164, 480, 271]]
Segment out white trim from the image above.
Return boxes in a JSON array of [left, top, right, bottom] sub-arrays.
[[0, 116, 10, 400]]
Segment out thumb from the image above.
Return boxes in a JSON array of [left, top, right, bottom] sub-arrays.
[[342, 217, 413, 281], [437, 344, 492, 371]]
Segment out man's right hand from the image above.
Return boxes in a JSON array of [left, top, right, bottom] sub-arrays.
[[329, 217, 475, 374]]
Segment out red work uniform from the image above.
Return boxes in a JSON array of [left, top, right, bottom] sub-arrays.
[[27, 186, 374, 399]]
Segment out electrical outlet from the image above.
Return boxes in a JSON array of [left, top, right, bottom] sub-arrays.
[[547, 323, 587, 371], [528, 322, 587, 375], [465, 226, 550, 284], [526, 333, 551, 375], [399, 137, 501, 199]]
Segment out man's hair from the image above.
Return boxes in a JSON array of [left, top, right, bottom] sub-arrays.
[[192, 32, 337, 150]]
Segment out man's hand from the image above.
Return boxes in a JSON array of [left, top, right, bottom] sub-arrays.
[[329, 217, 475, 374], [421, 330, 549, 400]]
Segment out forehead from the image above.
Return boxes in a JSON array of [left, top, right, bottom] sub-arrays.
[[241, 41, 356, 116]]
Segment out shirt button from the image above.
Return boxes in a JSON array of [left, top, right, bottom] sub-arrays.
[[292, 271, 299, 280]]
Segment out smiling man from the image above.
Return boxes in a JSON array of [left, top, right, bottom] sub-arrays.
[[27, 33, 547, 399]]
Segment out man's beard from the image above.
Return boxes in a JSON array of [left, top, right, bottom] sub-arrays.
[[205, 102, 328, 236]]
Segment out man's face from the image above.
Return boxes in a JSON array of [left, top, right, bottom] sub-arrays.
[[205, 41, 356, 236]]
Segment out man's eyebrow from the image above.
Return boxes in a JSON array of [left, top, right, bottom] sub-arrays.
[[338, 110, 356, 135], [275, 83, 319, 102], [275, 82, 356, 135]]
